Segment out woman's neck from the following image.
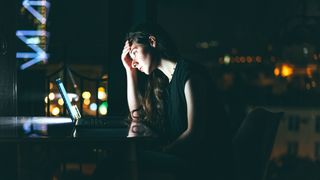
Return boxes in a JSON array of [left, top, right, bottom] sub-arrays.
[[157, 58, 177, 82]]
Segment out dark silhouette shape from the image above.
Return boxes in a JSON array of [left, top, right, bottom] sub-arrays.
[[232, 108, 283, 180]]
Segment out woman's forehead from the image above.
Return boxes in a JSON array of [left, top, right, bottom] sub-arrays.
[[130, 42, 143, 49]]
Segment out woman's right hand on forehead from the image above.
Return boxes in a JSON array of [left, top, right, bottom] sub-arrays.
[[121, 41, 135, 71]]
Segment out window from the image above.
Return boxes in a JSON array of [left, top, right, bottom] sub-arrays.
[[288, 115, 300, 132], [315, 142, 320, 159], [287, 141, 298, 156], [315, 116, 320, 133]]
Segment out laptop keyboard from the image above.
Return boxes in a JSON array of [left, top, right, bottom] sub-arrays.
[[76, 117, 128, 128]]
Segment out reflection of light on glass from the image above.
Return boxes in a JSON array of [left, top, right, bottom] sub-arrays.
[[23, 119, 32, 133], [48, 92, 55, 100], [90, 103, 97, 111], [44, 96, 48, 103], [84, 99, 90, 106], [99, 102, 108, 115], [82, 91, 91, 99], [51, 107, 60, 116], [58, 98, 64, 105], [29, 117, 72, 124]]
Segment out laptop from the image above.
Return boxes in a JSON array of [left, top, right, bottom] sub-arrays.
[[55, 78, 128, 137]]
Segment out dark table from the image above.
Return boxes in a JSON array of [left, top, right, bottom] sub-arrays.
[[0, 117, 151, 180]]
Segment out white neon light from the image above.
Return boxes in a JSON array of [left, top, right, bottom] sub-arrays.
[[26, 37, 40, 44], [23, 0, 50, 24], [16, 30, 50, 70]]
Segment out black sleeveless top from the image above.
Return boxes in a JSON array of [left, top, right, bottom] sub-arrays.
[[163, 59, 233, 179], [164, 59, 190, 141], [165, 59, 230, 139], [164, 59, 232, 155]]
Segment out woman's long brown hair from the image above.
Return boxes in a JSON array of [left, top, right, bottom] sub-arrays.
[[125, 23, 179, 135]]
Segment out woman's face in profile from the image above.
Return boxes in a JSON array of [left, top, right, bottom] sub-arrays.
[[129, 42, 157, 75]]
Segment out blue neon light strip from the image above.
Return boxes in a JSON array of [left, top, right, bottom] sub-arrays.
[[23, 0, 50, 24], [16, 30, 50, 44], [19, 56, 48, 70], [16, 30, 49, 70]]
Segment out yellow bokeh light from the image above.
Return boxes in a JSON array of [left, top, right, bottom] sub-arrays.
[[58, 98, 64, 106], [48, 92, 55, 101], [84, 99, 91, 106], [223, 55, 231, 64], [274, 67, 280, 76], [44, 96, 48, 104], [98, 87, 105, 92], [82, 91, 91, 99], [51, 107, 60, 116], [281, 64, 293, 77]]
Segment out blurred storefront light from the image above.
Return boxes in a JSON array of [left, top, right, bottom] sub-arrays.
[[51, 107, 60, 116], [82, 91, 91, 99], [99, 102, 108, 115], [48, 92, 55, 101], [58, 98, 64, 105], [90, 103, 97, 111], [281, 64, 294, 77]]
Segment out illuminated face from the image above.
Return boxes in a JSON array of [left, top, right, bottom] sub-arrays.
[[129, 42, 156, 75]]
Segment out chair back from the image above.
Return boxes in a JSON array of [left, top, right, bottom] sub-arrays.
[[232, 108, 283, 180]]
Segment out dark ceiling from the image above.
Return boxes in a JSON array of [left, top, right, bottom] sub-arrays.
[[9, 0, 320, 65]]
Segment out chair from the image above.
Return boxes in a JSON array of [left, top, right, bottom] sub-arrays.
[[232, 108, 283, 180]]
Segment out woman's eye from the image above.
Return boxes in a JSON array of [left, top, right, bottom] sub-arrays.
[[131, 50, 137, 58], [133, 51, 137, 56]]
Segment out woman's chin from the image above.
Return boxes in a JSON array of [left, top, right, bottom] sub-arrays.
[[142, 68, 152, 75]]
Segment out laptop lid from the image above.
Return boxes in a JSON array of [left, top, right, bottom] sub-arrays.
[[56, 78, 81, 123]]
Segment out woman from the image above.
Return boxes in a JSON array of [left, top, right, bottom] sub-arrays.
[[121, 23, 233, 180]]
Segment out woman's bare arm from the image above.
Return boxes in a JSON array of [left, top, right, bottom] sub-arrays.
[[121, 41, 142, 120]]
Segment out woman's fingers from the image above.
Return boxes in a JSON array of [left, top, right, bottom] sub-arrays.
[[122, 42, 131, 57]]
